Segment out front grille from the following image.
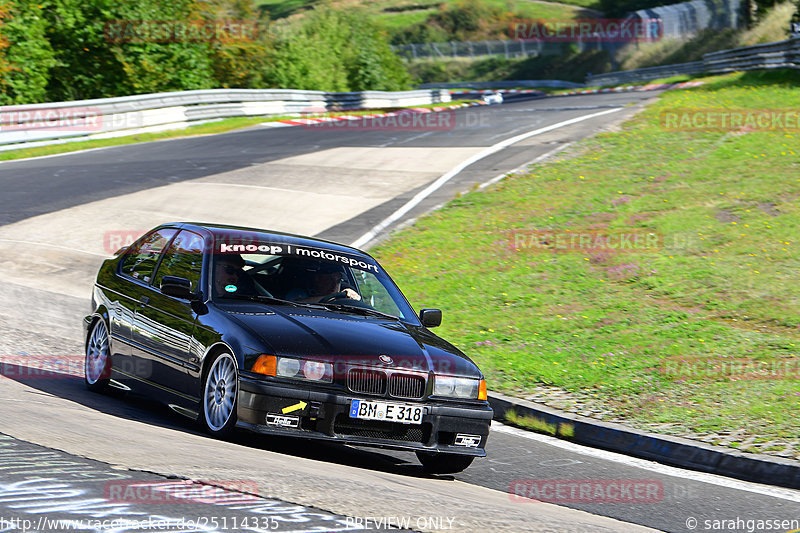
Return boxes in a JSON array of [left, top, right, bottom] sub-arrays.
[[347, 368, 387, 396], [389, 373, 426, 399], [333, 414, 430, 443]]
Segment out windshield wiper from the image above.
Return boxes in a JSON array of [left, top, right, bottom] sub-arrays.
[[318, 302, 399, 320], [221, 294, 327, 310]]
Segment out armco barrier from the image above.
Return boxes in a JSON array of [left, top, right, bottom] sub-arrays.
[[0, 88, 450, 148], [586, 61, 706, 86], [418, 80, 584, 89], [587, 36, 800, 86], [702, 37, 800, 73]]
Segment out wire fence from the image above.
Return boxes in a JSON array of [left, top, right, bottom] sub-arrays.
[[392, 39, 625, 61], [392, 0, 743, 62], [632, 0, 741, 39]]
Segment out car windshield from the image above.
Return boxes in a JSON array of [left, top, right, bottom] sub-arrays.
[[210, 239, 417, 322]]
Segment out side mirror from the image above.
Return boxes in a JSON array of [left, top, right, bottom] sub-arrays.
[[160, 276, 197, 301], [419, 308, 442, 328]]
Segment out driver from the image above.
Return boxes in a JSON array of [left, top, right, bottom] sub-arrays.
[[288, 263, 361, 303], [213, 254, 259, 296]]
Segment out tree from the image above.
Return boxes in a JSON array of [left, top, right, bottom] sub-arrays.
[[0, 0, 56, 104], [204, 0, 275, 88], [0, 1, 12, 91], [268, 6, 410, 92], [45, 0, 217, 100]]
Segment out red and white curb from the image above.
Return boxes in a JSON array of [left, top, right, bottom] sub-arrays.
[[450, 80, 704, 99], [556, 80, 705, 95], [450, 88, 546, 96], [259, 103, 473, 129], [259, 81, 706, 129]]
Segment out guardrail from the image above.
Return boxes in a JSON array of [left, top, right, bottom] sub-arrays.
[[417, 80, 584, 89], [587, 37, 800, 86], [0, 88, 451, 148], [585, 61, 706, 86], [702, 37, 800, 72]]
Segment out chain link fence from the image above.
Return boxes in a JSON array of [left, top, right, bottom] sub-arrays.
[[392, 39, 628, 61], [631, 0, 741, 38]]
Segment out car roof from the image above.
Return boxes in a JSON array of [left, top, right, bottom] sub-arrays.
[[162, 222, 374, 259]]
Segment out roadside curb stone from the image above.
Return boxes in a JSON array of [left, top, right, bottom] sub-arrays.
[[488, 390, 800, 490]]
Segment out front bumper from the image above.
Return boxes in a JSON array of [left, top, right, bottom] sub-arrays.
[[237, 375, 492, 456]]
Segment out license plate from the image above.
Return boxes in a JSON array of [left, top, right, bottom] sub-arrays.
[[349, 399, 426, 425]]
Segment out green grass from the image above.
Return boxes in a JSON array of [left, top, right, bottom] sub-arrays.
[[0, 101, 477, 162], [259, 0, 595, 27], [258, 0, 316, 20], [506, 410, 576, 437], [372, 69, 800, 449], [0, 116, 273, 162]]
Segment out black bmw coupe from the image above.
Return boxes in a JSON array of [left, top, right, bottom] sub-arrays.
[[84, 222, 491, 473]]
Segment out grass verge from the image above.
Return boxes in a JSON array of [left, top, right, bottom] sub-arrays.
[[372, 69, 800, 454], [260, 0, 597, 26]]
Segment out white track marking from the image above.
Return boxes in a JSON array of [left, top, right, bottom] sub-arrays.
[[350, 107, 621, 248], [493, 422, 800, 502], [0, 239, 107, 257], [0, 146, 118, 164], [477, 142, 575, 191], [182, 181, 355, 199]]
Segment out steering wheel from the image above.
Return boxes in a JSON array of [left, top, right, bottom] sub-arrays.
[[319, 291, 348, 303]]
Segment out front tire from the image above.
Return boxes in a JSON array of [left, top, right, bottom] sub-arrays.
[[85, 319, 111, 392], [416, 451, 475, 474], [201, 352, 239, 437]]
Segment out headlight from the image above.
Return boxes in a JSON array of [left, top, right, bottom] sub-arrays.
[[277, 357, 332, 383], [251, 355, 332, 383], [433, 376, 483, 399], [276, 357, 300, 377]]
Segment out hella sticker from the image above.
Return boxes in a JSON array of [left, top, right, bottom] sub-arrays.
[[266, 414, 300, 428], [454, 434, 481, 448]]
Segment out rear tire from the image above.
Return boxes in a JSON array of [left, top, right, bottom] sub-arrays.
[[200, 352, 239, 437], [416, 451, 475, 474], [85, 320, 111, 392]]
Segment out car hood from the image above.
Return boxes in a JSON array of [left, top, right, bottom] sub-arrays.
[[225, 306, 481, 378]]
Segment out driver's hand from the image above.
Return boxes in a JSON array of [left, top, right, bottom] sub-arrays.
[[343, 288, 361, 301]]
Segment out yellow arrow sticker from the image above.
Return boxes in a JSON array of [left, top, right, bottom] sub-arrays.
[[282, 401, 307, 414]]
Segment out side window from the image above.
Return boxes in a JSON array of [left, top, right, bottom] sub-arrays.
[[153, 230, 205, 291], [120, 229, 177, 284]]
